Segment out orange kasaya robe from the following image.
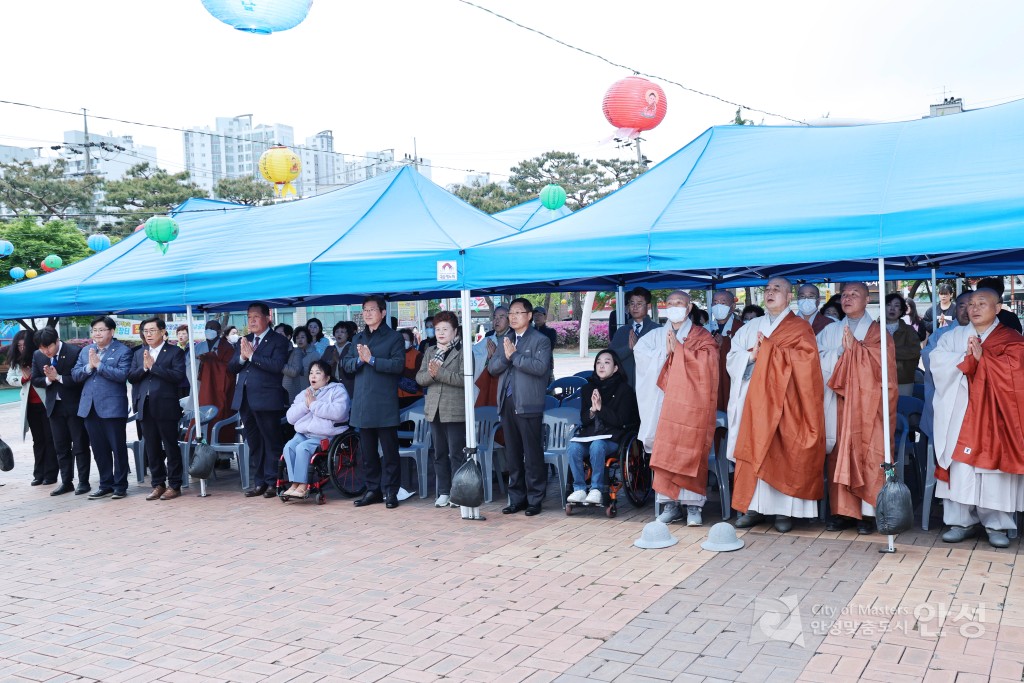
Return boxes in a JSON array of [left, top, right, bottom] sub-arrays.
[[650, 326, 719, 498], [943, 324, 1024, 479], [715, 318, 745, 413], [198, 339, 237, 442], [732, 314, 826, 512], [826, 322, 897, 518]]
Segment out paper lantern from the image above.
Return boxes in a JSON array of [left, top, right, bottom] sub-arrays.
[[144, 216, 180, 254], [0, 241, 13, 257], [88, 234, 111, 252], [43, 254, 63, 270], [9, 267, 24, 280], [201, 0, 312, 34], [40, 261, 53, 273], [540, 184, 567, 210], [259, 146, 301, 197], [603, 76, 668, 140], [134, 224, 145, 233], [25, 269, 37, 279]]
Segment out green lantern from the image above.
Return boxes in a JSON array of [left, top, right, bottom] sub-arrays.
[[43, 254, 63, 269], [144, 216, 180, 254], [540, 184, 567, 210]]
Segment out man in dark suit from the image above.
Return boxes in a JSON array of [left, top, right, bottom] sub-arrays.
[[128, 318, 187, 501], [228, 302, 289, 498], [489, 297, 553, 517], [32, 327, 91, 496], [71, 315, 133, 499], [610, 287, 659, 387], [343, 295, 406, 509]]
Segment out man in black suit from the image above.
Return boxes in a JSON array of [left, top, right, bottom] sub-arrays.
[[228, 302, 289, 498], [32, 327, 91, 496], [128, 318, 187, 501], [488, 297, 553, 517]]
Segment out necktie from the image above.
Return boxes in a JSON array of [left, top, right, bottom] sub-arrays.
[[634, 322, 642, 336], [50, 356, 56, 367], [505, 335, 520, 397], [252, 335, 261, 351]]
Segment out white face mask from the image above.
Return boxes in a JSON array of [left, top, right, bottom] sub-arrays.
[[204, 329, 218, 340], [404, 341, 412, 350], [227, 333, 240, 344], [710, 304, 731, 320], [425, 328, 435, 339], [797, 299, 818, 316], [665, 306, 688, 323]]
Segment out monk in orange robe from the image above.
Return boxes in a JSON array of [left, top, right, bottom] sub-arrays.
[[728, 276, 826, 533], [197, 323, 237, 442]]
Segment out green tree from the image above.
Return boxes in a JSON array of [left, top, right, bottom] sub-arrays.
[[732, 107, 754, 125], [103, 163, 207, 233], [597, 158, 647, 189], [214, 176, 274, 206], [448, 182, 528, 214], [508, 151, 609, 210], [0, 159, 103, 220]]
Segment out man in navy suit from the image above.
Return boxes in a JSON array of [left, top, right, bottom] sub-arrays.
[[128, 318, 187, 501], [228, 302, 289, 498], [32, 327, 91, 496], [72, 316, 132, 499]]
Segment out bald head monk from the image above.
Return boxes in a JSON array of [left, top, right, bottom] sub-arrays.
[[930, 288, 1024, 548], [726, 276, 826, 533]]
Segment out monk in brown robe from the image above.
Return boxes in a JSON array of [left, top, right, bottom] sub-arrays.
[[198, 323, 237, 442], [797, 283, 835, 335], [728, 276, 826, 533]]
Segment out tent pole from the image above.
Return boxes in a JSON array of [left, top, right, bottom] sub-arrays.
[[616, 285, 626, 326], [580, 291, 596, 358], [930, 268, 938, 334], [186, 305, 208, 497], [460, 288, 482, 520], [877, 260, 895, 553]]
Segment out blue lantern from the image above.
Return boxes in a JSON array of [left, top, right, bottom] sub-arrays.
[[201, 0, 313, 34], [0, 241, 12, 258], [9, 267, 24, 281], [88, 234, 111, 252]]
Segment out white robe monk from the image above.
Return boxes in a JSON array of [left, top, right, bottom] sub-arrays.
[[727, 305, 826, 525], [931, 315, 1024, 543]]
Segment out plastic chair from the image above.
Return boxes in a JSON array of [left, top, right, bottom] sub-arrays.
[[393, 406, 429, 498], [897, 395, 925, 502], [128, 413, 145, 484], [474, 406, 505, 503], [654, 410, 732, 521], [397, 398, 425, 441], [543, 395, 560, 411], [209, 413, 250, 491], [573, 370, 594, 380], [547, 376, 587, 402], [561, 396, 582, 412], [179, 405, 219, 489], [542, 407, 581, 504]]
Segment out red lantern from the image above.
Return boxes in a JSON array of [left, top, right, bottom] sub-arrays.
[[40, 260, 53, 273], [135, 224, 145, 233], [603, 76, 667, 139]]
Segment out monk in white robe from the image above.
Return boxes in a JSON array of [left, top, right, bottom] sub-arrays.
[[728, 277, 826, 533], [817, 281, 897, 535], [931, 289, 1024, 548]]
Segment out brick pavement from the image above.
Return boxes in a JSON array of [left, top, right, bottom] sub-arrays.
[[1, 396, 1021, 682]]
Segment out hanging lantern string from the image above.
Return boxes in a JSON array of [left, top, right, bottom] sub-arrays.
[[455, 0, 810, 126]]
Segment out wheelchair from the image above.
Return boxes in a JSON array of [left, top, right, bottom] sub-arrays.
[[275, 428, 361, 504], [564, 432, 648, 517]]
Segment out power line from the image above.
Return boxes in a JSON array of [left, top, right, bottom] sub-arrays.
[[454, 0, 810, 126]]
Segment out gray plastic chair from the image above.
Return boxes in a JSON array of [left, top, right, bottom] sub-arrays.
[[209, 413, 250, 490], [474, 406, 505, 503], [394, 406, 430, 498], [542, 407, 581, 504]]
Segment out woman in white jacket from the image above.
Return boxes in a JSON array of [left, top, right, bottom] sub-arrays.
[[281, 360, 350, 500]]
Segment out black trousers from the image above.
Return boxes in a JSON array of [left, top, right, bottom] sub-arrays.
[[240, 404, 284, 488], [83, 410, 129, 493], [49, 405, 90, 486], [359, 426, 400, 495], [500, 403, 545, 507], [26, 402, 58, 482], [141, 414, 183, 489], [430, 418, 466, 497]]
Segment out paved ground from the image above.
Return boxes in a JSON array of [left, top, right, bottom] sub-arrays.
[[0, 356, 1020, 682]]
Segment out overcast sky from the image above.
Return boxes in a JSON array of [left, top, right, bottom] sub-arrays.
[[4, 1, 1023, 188]]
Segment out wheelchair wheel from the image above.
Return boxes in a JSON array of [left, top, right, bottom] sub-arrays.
[[621, 434, 652, 507], [276, 457, 289, 498], [328, 431, 365, 497]]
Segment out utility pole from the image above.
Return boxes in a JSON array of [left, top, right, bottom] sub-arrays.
[[82, 108, 92, 176], [412, 137, 419, 174]]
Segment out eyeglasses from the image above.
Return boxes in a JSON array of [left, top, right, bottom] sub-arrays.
[[508, 310, 530, 317]]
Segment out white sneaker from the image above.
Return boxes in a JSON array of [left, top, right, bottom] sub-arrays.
[[686, 505, 703, 527], [657, 502, 684, 524], [567, 490, 587, 504], [585, 489, 604, 505], [434, 495, 450, 508]]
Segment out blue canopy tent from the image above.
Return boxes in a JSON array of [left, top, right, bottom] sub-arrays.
[[493, 199, 572, 231], [0, 167, 519, 317]]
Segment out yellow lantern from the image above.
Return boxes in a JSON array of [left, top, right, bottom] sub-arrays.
[[25, 269, 38, 279], [258, 145, 302, 197]]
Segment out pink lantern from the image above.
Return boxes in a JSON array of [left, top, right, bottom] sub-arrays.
[[603, 76, 668, 140]]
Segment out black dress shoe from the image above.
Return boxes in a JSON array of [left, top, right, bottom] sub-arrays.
[[30, 479, 43, 486], [262, 487, 277, 499], [825, 515, 856, 532], [354, 490, 383, 507], [857, 517, 875, 535], [774, 515, 793, 533], [502, 502, 527, 515], [524, 504, 542, 517], [111, 490, 127, 500], [75, 485, 91, 495], [50, 483, 75, 496], [385, 492, 399, 509], [42, 479, 57, 485], [244, 484, 269, 498], [88, 488, 114, 499]]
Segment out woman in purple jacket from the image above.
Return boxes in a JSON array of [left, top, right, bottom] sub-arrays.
[[281, 361, 350, 500]]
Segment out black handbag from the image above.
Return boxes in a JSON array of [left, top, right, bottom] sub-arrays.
[[0, 437, 13, 472], [450, 455, 484, 508], [188, 441, 218, 480]]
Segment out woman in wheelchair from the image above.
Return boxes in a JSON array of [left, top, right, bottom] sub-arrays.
[[566, 349, 640, 505], [281, 361, 351, 500]]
